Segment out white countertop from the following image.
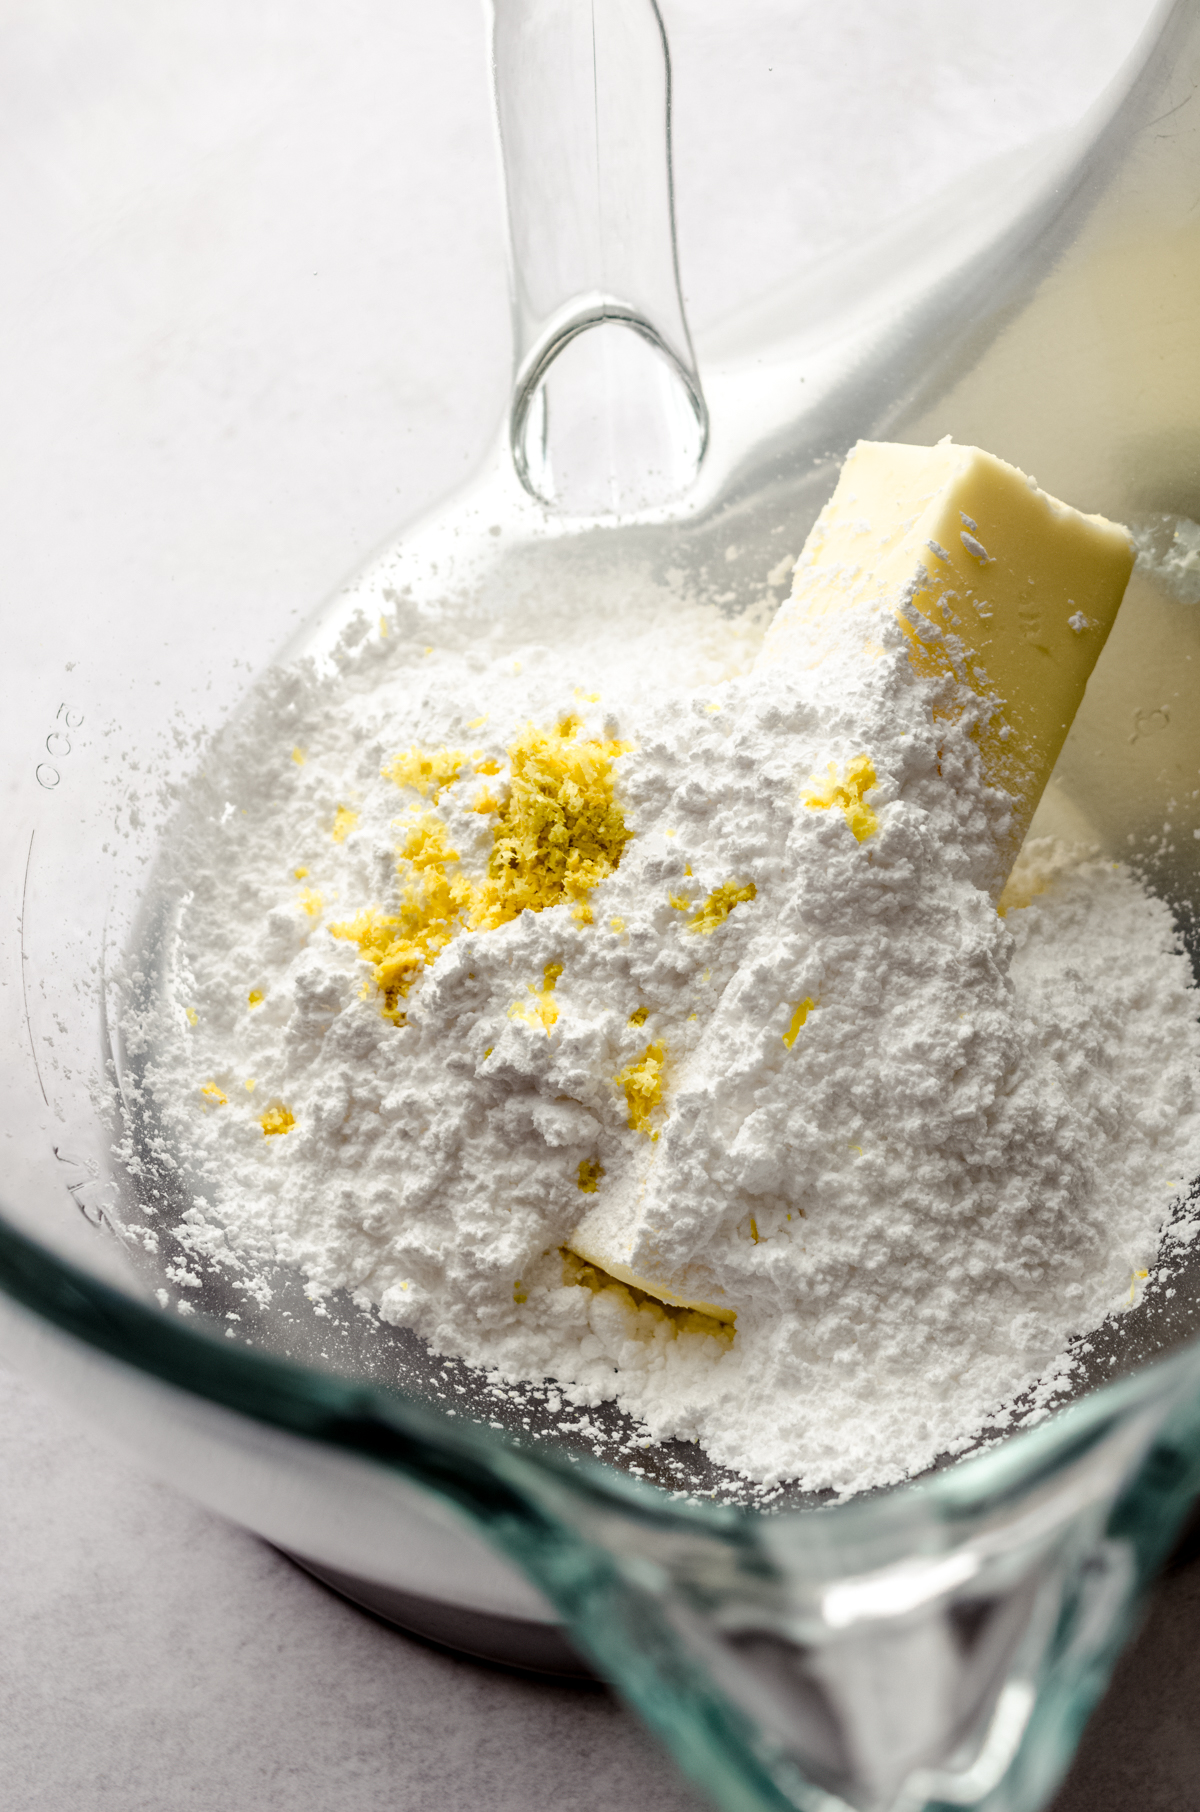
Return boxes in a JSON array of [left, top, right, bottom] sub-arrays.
[[1, 3, 1183, 1805]]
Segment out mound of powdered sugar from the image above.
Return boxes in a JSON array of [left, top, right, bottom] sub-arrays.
[[124, 576, 1200, 1495]]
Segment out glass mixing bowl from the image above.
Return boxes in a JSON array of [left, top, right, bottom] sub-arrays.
[[4, 2, 1200, 1808]]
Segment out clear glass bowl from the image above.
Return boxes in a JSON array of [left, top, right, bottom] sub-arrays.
[[4, 3, 1200, 1808]]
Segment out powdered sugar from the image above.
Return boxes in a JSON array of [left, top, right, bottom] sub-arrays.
[[124, 574, 1200, 1496]]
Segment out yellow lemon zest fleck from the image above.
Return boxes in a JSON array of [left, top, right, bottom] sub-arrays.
[[615, 1042, 666, 1139], [291, 747, 306, 765], [330, 812, 469, 1023], [803, 754, 879, 842], [402, 812, 460, 870], [668, 893, 691, 911], [577, 1158, 605, 1193], [702, 968, 710, 983], [185, 1007, 198, 1026], [384, 745, 467, 802], [574, 687, 600, 702], [330, 719, 632, 1018], [378, 615, 388, 638], [475, 757, 502, 776], [260, 1102, 295, 1137], [749, 1218, 760, 1244], [510, 962, 564, 1035], [689, 880, 757, 935], [298, 888, 323, 917], [482, 1045, 493, 1059], [572, 904, 594, 924], [472, 790, 500, 814], [247, 991, 264, 1011], [513, 1280, 528, 1305], [783, 997, 818, 1049], [331, 805, 359, 843], [849, 1143, 864, 1157], [1130, 1267, 1150, 1302], [664, 829, 676, 839], [629, 1006, 648, 1027], [244, 1078, 256, 1092], [684, 863, 693, 877], [470, 717, 632, 930], [705, 702, 722, 714], [468, 715, 488, 729], [512, 659, 522, 674], [200, 1081, 228, 1106], [293, 866, 309, 880], [610, 916, 626, 933]]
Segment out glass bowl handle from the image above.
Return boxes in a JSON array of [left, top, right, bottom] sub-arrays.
[[488, 0, 707, 511]]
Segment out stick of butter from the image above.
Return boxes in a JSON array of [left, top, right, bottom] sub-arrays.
[[566, 1246, 737, 1325], [568, 440, 1135, 1318], [760, 438, 1135, 886]]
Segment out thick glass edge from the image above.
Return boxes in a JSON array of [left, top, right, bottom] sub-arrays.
[[2, 1203, 1197, 1540]]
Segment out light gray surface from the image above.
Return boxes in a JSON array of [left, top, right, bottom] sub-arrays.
[[0, 1358, 703, 1812], [0, 3, 1184, 1808], [4, 1350, 1200, 1812]]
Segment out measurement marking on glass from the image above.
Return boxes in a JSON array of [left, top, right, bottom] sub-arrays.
[[19, 828, 49, 1108], [36, 702, 84, 789]]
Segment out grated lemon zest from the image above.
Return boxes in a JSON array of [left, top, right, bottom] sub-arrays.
[[616, 1042, 666, 1139], [803, 754, 879, 841], [329, 811, 469, 1023], [383, 745, 467, 802], [509, 962, 564, 1035], [689, 880, 756, 935], [470, 717, 632, 930], [783, 998, 817, 1048], [332, 718, 632, 1019]]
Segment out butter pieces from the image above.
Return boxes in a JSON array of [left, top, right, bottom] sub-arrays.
[[566, 441, 1135, 1324], [567, 1215, 736, 1324], [761, 439, 1134, 882]]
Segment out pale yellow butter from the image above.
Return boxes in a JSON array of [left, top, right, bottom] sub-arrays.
[[568, 440, 1135, 1317], [564, 1237, 737, 1325], [761, 438, 1134, 884]]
